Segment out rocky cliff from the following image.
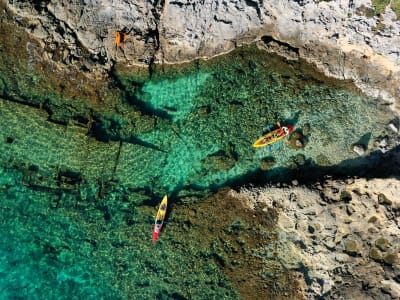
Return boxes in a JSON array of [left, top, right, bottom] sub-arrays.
[[4, 0, 400, 112]]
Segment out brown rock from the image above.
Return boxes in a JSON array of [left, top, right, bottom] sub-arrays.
[[383, 253, 398, 265], [378, 193, 392, 206], [375, 237, 390, 252], [344, 239, 361, 256], [369, 247, 382, 261]]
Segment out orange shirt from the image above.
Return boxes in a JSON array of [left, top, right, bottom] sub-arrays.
[[115, 31, 129, 47]]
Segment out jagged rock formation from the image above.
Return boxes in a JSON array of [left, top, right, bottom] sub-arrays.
[[4, 0, 400, 112], [232, 176, 400, 299]]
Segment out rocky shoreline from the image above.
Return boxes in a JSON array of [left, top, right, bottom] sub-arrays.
[[1, 1, 400, 299], [4, 0, 400, 112], [231, 175, 400, 299]]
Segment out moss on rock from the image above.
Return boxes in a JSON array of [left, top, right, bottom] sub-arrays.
[[344, 239, 361, 256], [375, 237, 390, 251]]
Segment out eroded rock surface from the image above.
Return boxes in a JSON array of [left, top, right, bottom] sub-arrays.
[[4, 0, 400, 110], [232, 177, 400, 299]]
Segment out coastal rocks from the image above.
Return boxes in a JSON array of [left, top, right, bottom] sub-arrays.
[[3, 0, 400, 109], [378, 194, 393, 206], [343, 239, 362, 256], [232, 177, 400, 299]]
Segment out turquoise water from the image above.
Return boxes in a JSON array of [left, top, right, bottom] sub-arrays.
[[0, 166, 238, 299], [0, 46, 397, 299]]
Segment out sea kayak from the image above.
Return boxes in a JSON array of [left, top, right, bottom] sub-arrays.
[[253, 125, 295, 148], [152, 195, 168, 243]]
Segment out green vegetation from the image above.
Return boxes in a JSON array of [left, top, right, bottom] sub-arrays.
[[357, 0, 400, 19], [357, 5, 378, 18], [357, 0, 399, 32], [391, 0, 400, 18], [369, 0, 400, 19], [372, 0, 390, 15]]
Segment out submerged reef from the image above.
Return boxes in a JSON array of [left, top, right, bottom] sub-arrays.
[[1, 44, 397, 199]]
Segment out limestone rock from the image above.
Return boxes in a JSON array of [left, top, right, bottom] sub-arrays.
[[378, 193, 392, 206], [4, 0, 400, 110], [233, 177, 400, 299], [383, 253, 398, 266], [369, 247, 382, 261]]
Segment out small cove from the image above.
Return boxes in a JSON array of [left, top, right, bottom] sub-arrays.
[[0, 45, 398, 299]]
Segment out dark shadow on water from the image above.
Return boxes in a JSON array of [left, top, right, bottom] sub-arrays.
[[126, 94, 173, 121], [109, 69, 173, 120], [168, 145, 400, 203], [245, 145, 400, 187], [88, 117, 165, 152], [354, 132, 371, 149], [284, 112, 300, 128], [127, 136, 166, 152]]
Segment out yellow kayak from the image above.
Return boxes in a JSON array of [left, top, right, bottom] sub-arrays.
[[253, 125, 295, 148], [152, 195, 168, 243]]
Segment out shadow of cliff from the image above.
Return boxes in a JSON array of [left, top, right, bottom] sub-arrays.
[[246, 144, 400, 187], [146, 144, 400, 208]]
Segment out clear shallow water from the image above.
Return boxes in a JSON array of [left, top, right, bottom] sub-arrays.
[[115, 47, 396, 194], [0, 166, 239, 299], [0, 46, 397, 299]]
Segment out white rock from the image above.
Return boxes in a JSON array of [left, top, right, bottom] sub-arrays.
[[352, 144, 365, 156], [388, 123, 398, 134], [381, 280, 400, 299]]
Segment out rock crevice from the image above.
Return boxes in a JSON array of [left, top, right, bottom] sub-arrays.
[[5, 0, 400, 109]]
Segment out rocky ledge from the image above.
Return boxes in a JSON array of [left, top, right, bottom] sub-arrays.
[[232, 175, 400, 299], [4, 0, 400, 112]]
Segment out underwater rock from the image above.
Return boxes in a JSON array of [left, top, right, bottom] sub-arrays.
[[352, 144, 366, 156], [301, 124, 311, 136], [295, 139, 303, 147], [260, 157, 275, 171], [202, 151, 236, 172], [287, 131, 307, 149], [315, 154, 332, 166]]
